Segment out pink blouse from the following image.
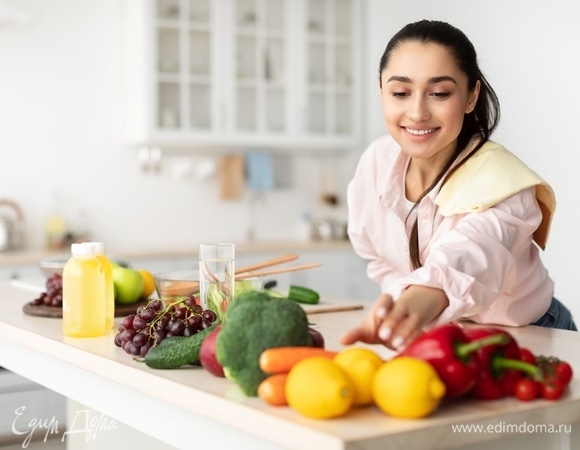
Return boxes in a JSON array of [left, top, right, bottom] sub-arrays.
[[347, 135, 553, 327]]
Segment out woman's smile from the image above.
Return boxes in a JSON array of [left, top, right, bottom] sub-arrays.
[[403, 127, 438, 136]]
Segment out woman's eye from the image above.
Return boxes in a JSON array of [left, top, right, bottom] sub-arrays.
[[431, 92, 450, 98], [392, 92, 408, 98]]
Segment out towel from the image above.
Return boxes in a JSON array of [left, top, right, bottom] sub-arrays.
[[435, 141, 555, 249], [245, 151, 274, 191]]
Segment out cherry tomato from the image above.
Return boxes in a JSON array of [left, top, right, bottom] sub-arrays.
[[519, 348, 536, 365], [514, 378, 540, 401], [541, 379, 565, 401], [555, 361, 573, 386]]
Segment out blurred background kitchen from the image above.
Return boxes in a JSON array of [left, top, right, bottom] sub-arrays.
[[1, 1, 579, 448], [0, 0, 579, 316]]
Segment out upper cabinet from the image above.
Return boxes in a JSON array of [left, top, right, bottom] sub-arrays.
[[123, 0, 362, 152]]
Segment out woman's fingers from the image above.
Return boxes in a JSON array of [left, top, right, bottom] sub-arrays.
[[341, 288, 444, 351], [376, 298, 408, 346], [389, 313, 422, 350], [376, 301, 424, 351], [339, 326, 378, 345], [340, 294, 394, 345], [373, 294, 394, 320]]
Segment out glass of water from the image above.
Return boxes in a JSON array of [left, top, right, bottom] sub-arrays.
[[199, 243, 235, 322]]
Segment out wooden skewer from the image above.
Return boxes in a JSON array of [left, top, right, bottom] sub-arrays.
[[235, 253, 299, 275], [235, 262, 322, 279], [158, 259, 321, 297]]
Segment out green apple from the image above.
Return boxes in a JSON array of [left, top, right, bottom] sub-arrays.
[[112, 266, 144, 304]]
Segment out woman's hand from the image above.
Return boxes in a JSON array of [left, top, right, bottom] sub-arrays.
[[340, 286, 449, 351], [340, 294, 394, 346]]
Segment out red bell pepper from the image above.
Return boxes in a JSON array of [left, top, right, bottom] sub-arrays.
[[399, 324, 511, 399], [463, 327, 540, 400]]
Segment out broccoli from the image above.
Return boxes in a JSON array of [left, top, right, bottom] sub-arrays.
[[215, 290, 311, 396]]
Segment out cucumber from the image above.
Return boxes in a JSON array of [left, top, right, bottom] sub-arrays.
[[144, 324, 217, 369], [287, 285, 320, 305]]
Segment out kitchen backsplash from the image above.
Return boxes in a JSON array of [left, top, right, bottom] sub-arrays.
[[4, 150, 355, 254]]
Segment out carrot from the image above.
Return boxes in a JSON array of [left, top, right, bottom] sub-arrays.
[[258, 373, 289, 406], [259, 346, 339, 375]]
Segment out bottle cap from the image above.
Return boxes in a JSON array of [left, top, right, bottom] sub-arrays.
[[71, 242, 96, 255], [85, 241, 105, 254]]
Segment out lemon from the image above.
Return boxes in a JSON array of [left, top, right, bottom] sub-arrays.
[[138, 269, 155, 298], [334, 347, 383, 406], [286, 357, 354, 419], [372, 356, 445, 419]]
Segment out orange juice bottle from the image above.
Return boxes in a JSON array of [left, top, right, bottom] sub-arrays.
[[62, 242, 106, 337], [86, 241, 115, 329]]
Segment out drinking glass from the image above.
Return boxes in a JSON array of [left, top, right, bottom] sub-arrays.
[[199, 243, 235, 322]]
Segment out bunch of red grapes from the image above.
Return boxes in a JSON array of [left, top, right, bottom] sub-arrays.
[[31, 273, 63, 307], [114, 295, 217, 357]]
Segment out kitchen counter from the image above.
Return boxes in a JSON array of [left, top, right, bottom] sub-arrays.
[[0, 240, 353, 267], [1, 281, 580, 449]]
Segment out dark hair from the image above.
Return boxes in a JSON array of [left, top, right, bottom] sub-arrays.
[[379, 20, 501, 269]]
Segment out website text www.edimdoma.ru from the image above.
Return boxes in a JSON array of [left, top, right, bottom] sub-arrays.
[[451, 421, 571, 434]]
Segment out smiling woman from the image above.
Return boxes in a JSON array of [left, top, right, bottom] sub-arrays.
[[341, 19, 577, 353]]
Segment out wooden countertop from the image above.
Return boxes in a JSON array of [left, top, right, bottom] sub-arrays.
[[1, 281, 580, 449], [0, 240, 353, 267]]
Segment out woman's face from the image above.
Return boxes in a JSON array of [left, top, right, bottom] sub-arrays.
[[379, 41, 480, 164]]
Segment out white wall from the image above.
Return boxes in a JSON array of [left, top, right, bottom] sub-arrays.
[[0, 0, 349, 253], [364, 0, 580, 320]]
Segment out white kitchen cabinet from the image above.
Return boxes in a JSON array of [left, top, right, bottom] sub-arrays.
[[122, 0, 362, 152]]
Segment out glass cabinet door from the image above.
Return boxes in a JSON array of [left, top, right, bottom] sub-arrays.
[[130, 0, 359, 148], [155, 0, 213, 132], [233, 0, 286, 134], [305, 0, 353, 136]]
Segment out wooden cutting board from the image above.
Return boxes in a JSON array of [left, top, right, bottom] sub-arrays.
[[218, 154, 244, 200], [300, 300, 365, 315], [22, 299, 149, 319], [23, 299, 365, 318]]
